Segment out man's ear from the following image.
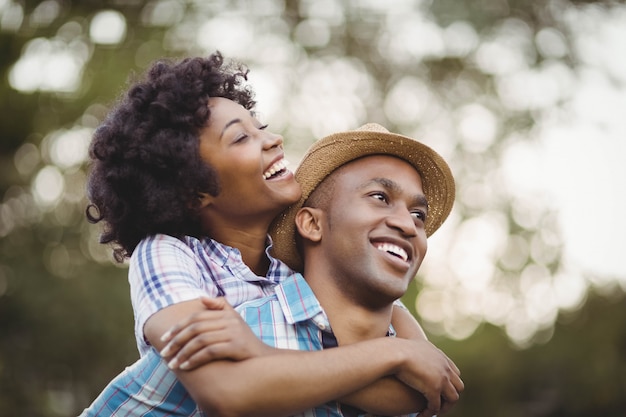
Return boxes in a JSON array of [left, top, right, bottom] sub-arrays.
[[295, 207, 323, 243]]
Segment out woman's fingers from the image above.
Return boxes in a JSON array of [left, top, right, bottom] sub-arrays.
[[160, 313, 230, 357], [160, 297, 229, 343]]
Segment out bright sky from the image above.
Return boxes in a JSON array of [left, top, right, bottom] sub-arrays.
[[528, 110, 626, 281], [504, 8, 626, 282]]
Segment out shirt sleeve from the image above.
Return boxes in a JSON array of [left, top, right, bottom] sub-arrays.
[[129, 234, 219, 354], [393, 298, 408, 310]]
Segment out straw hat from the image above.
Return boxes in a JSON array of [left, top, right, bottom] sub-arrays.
[[270, 123, 455, 272]]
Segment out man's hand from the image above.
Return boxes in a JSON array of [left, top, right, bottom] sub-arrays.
[[159, 296, 273, 370], [392, 338, 464, 417]]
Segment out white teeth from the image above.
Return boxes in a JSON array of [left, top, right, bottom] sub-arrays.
[[263, 159, 289, 179], [375, 243, 408, 262]]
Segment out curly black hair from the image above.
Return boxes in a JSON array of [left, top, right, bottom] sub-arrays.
[[86, 52, 256, 262]]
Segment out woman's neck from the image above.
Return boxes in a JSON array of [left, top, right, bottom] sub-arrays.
[[208, 223, 271, 276]]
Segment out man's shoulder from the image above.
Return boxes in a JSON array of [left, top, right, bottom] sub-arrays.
[[238, 273, 325, 328], [235, 273, 308, 324]]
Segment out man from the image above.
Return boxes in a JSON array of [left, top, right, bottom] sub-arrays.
[[81, 123, 462, 417], [240, 122, 460, 416]]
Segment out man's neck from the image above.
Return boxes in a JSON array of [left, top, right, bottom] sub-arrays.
[[304, 272, 394, 346]]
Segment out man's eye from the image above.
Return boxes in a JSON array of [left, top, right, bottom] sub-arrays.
[[233, 134, 249, 143], [259, 124, 269, 130], [371, 192, 388, 203], [411, 210, 427, 222]]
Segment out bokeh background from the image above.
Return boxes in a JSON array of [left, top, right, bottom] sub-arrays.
[[1, 0, 625, 416]]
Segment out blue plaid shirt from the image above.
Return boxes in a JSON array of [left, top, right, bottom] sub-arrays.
[[129, 234, 291, 356]]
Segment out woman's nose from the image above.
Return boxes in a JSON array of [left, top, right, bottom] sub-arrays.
[[263, 130, 283, 149]]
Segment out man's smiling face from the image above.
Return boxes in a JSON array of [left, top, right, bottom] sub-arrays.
[[317, 154, 428, 307]]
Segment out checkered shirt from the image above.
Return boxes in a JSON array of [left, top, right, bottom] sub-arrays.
[[129, 234, 292, 356]]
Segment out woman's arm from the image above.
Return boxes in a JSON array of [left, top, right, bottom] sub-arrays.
[[163, 300, 454, 416], [391, 303, 428, 340], [146, 299, 462, 417]]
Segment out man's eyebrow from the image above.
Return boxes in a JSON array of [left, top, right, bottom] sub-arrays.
[[413, 194, 429, 211], [219, 118, 242, 140], [360, 177, 429, 209]]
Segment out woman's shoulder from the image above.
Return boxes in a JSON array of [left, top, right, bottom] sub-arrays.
[[134, 233, 202, 250], [130, 234, 202, 264], [131, 234, 235, 268]]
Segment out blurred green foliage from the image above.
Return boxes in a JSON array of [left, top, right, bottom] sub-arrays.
[[0, 0, 624, 415]]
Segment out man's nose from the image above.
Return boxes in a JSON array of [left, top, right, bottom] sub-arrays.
[[386, 206, 418, 237]]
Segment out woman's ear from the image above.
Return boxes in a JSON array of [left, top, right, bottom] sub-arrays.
[[195, 192, 213, 210], [295, 207, 323, 243]]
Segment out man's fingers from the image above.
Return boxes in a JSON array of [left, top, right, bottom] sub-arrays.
[[423, 390, 441, 417], [453, 373, 465, 393], [439, 377, 462, 414], [445, 357, 461, 376], [440, 400, 453, 415], [420, 407, 436, 417], [442, 382, 460, 404]]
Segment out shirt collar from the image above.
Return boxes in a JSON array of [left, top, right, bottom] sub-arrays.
[[273, 273, 329, 328], [274, 273, 397, 337], [200, 237, 239, 266], [266, 235, 297, 281], [201, 236, 296, 283]]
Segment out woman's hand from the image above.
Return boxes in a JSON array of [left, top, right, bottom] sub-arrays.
[[159, 296, 273, 370]]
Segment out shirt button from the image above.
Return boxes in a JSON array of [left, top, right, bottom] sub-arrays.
[[318, 323, 326, 330]]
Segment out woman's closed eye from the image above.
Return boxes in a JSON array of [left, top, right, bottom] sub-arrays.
[[233, 124, 268, 144], [233, 133, 249, 144]]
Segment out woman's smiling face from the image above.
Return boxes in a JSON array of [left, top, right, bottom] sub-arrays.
[[197, 97, 302, 225]]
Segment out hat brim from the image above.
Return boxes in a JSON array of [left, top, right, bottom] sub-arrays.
[[270, 124, 455, 272]]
